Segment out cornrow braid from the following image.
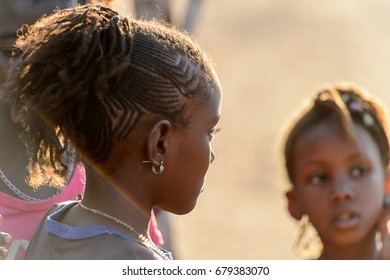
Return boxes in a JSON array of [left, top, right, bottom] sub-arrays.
[[2, 4, 216, 187], [283, 82, 390, 184]]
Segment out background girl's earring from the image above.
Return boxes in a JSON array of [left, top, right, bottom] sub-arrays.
[[294, 215, 323, 259]]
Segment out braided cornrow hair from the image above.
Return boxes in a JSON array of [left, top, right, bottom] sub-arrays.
[[3, 4, 216, 188], [283, 82, 390, 185]]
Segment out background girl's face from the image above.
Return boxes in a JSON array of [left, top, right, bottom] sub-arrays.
[[290, 121, 386, 247], [0, 0, 76, 83]]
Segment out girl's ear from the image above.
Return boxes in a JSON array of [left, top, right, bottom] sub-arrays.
[[146, 120, 172, 162], [286, 189, 303, 220]]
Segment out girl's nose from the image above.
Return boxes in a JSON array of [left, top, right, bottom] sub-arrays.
[[331, 177, 353, 202]]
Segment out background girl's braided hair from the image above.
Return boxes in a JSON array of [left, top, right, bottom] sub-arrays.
[[283, 82, 390, 185], [3, 4, 216, 188]]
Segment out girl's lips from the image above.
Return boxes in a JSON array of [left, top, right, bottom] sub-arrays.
[[332, 211, 360, 230]]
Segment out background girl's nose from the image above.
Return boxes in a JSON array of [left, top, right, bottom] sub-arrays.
[[331, 178, 353, 202]]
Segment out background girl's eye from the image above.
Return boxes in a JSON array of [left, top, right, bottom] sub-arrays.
[[309, 172, 327, 185], [350, 165, 369, 178]]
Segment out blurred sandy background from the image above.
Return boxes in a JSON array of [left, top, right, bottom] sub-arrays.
[[112, 0, 390, 259]]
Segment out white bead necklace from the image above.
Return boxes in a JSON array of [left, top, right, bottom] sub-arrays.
[[76, 194, 169, 260]]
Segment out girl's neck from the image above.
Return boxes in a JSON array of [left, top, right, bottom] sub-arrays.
[[319, 231, 380, 260], [80, 165, 152, 236]]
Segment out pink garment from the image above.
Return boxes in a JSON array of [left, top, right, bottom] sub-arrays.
[[0, 163, 164, 259], [0, 164, 85, 259], [149, 209, 164, 247]]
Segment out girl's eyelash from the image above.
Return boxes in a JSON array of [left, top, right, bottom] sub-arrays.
[[210, 127, 221, 135], [209, 128, 221, 140]]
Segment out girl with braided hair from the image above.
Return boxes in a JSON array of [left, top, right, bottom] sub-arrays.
[[282, 82, 390, 259], [3, 4, 222, 259]]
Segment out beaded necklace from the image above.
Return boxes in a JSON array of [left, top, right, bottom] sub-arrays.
[[76, 194, 169, 260]]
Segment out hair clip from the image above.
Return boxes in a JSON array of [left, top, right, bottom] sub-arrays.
[[341, 93, 350, 103], [347, 100, 375, 127], [348, 101, 364, 112], [363, 112, 375, 126]]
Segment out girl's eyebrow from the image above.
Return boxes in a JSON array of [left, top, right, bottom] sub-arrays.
[[302, 153, 369, 168], [346, 153, 371, 162]]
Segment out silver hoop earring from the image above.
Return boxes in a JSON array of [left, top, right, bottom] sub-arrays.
[[142, 160, 164, 175], [152, 160, 164, 175]]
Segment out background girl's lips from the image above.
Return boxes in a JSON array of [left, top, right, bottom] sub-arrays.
[[332, 210, 360, 230]]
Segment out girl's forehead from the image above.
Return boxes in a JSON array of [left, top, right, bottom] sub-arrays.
[[298, 121, 359, 148], [295, 121, 381, 160], [295, 122, 348, 152]]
